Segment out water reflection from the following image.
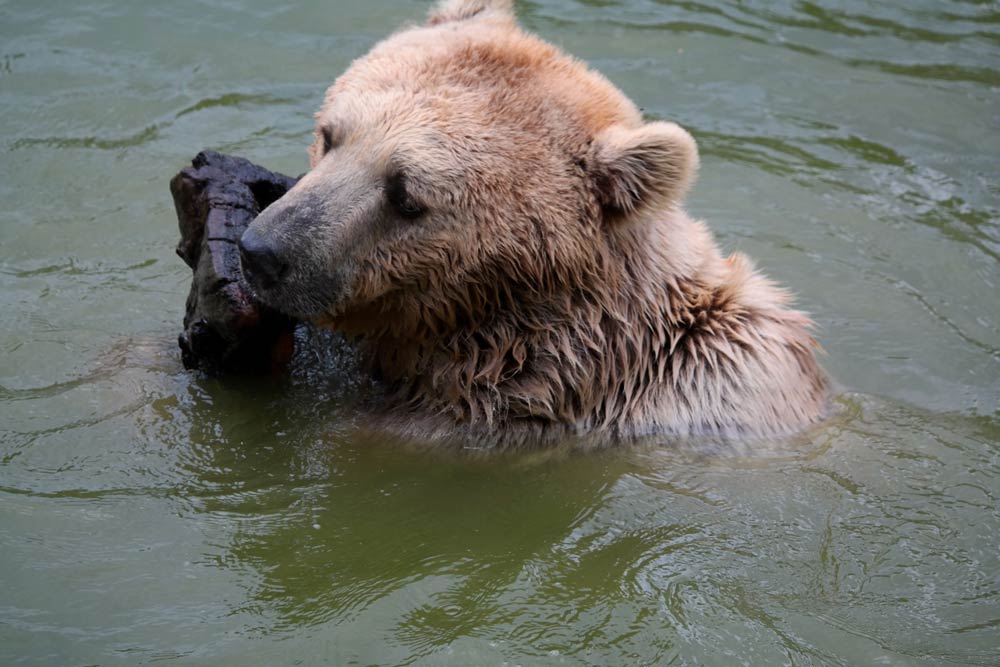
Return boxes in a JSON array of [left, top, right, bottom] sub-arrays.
[[154, 368, 999, 665]]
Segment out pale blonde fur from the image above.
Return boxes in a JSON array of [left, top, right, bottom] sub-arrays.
[[244, 0, 829, 446]]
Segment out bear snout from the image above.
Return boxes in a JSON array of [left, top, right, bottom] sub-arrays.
[[239, 228, 289, 291]]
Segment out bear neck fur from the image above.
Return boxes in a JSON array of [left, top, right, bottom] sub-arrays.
[[349, 207, 828, 441]]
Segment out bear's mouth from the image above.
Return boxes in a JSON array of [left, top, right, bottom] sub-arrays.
[[313, 301, 386, 337], [238, 273, 333, 324], [237, 251, 356, 324]]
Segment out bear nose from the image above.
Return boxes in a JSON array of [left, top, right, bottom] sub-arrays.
[[239, 230, 288, 290]]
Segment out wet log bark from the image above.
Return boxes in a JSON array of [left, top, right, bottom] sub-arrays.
[[170, 151, 300, 374]]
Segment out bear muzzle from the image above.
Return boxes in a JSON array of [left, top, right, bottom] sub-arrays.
[[239, 227, 289, 291]]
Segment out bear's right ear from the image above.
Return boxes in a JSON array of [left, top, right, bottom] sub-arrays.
[[428, 0, 514, 25], [587, 121, 699, 218]]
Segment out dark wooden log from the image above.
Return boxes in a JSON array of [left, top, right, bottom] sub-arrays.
[[170, 151, 300, 374]]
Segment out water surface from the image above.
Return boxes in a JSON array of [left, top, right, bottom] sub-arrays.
[[1, 0, 998, 664]]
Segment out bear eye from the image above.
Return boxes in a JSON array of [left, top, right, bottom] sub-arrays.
[[320, 126, 337, 155], [397, 200, 425, 219], [386, 174, 427, 220]]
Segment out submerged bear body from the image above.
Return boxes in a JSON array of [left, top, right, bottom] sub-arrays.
[[239, 0, 829, 444]]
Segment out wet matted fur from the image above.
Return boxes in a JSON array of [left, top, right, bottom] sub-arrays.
[[241, 0, 830, 446]]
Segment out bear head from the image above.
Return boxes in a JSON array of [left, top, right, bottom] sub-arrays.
[[240, 0, 699, 339]]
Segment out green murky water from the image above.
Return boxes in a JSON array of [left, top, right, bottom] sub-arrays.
[[2, 1, 998, 664]]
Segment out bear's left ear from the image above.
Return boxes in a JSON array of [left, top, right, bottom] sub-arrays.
[[587, 121, 699, 218], [429, 0, 514, 25]]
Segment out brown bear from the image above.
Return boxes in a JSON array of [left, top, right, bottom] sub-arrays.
[[238, 0, 829, 445]]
